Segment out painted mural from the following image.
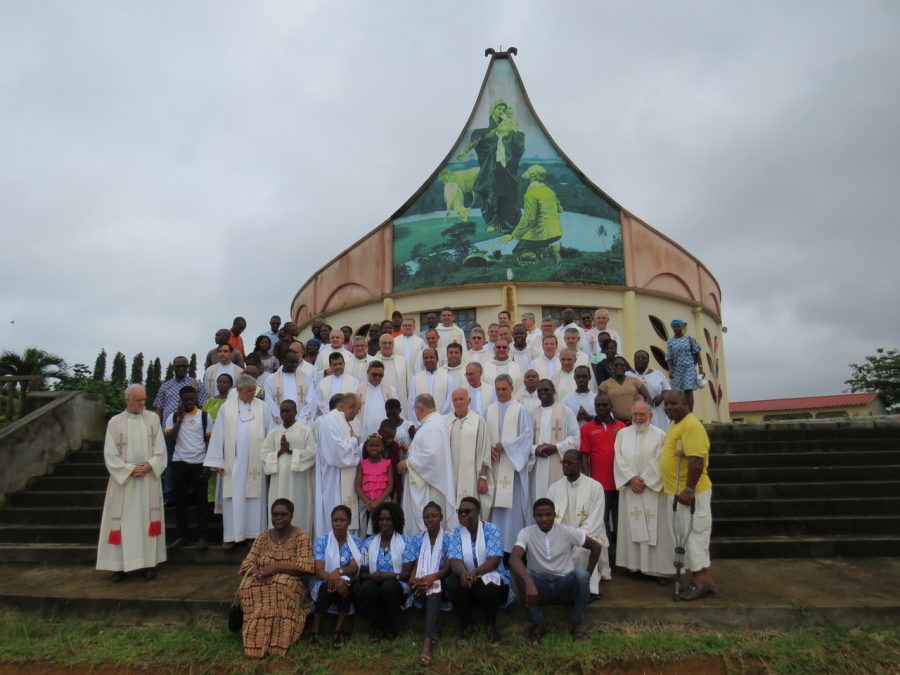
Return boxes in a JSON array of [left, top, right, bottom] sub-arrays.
[[392, 58, 625, 293]]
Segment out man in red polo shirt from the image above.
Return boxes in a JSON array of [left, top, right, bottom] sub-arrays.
[[227, 316, 247, 359], [579, 391, 626, 563]]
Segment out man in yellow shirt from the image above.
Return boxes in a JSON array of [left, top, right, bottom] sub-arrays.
[[661, 389, 716, 600]]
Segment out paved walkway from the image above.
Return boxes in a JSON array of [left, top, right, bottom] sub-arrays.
[[1, 558, 898, 628]]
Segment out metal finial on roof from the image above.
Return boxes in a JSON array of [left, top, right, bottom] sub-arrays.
[[484, 46, 518, 58]]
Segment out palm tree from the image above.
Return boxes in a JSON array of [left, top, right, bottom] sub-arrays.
[[0, 347, 68, 389]]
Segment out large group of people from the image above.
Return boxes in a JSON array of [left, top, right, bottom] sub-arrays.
[[95, 307, 714, 660]]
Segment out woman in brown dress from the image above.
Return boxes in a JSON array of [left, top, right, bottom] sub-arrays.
[[599, 356, 652, 424], [238, 498, 314, 658]]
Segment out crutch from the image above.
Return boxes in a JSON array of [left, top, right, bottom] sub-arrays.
[[672, 456, 695, 601]]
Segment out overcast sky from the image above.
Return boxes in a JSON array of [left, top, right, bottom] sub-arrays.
[[2, 1, 898, 402]]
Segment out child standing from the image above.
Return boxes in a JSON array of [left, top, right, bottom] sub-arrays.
[[355, 433, 393, 536]]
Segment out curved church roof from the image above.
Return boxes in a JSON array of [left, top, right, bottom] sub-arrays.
[[292, 49, 721, 325]]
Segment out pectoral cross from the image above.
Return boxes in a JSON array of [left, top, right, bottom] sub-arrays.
[[499, 475, 512, 490], [577, 505, 589, 527], [630, 506, 642, 520], [551, 419, 563, 440]]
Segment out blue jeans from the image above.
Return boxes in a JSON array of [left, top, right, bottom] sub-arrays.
[[515, 567, 590, 626]]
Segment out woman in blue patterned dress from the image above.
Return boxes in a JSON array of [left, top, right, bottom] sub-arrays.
[[404, 501, 452, 666], [665, 319, 705, 411], [446, 496, 511, 645], [358, 501, 412, 642], [308, 505, 363, 649]]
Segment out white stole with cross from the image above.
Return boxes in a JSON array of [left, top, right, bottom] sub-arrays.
[[486, 400, 523, 509], [220, 397, 266, 499], [531, 403, 566, 499], [614, 425, 665, 546], [271, 369, 307, 410]]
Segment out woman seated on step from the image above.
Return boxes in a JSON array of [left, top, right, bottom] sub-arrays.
[[237, 498, 314, 658], [308, 505, 363, 649]]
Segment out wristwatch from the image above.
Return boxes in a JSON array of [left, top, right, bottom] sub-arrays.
[[338, 567, 343, 576], [684, 486, 695, 494]]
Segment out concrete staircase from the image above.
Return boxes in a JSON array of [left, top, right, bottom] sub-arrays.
[[708, 420, 900, 558], [0, 420, 898, 564], [0, 441, 241, 565]]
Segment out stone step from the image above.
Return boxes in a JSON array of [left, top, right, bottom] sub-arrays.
[[710, 535, 900, 558], [712, 480, 897, 500], [713, 450, 900, 468], [711, 438, 898, 453], [712, 497, 900, 517], [50, 463, 108, 477], [707, 427, 898, 442], [707, 465, 900, 482], [0, 543, 245, 564], [8, 491, 105, 507], [0, 505, 224, 526], [29, 476, 109, 491], [65, 450, 105, 463], [0, 524, 223, 545], [712, 515, 899, 538]]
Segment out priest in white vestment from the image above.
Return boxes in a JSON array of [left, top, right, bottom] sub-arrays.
[[260, 399, 317, 533], [554, 308, 590, 354], [371, 334, 411, 417], [439, 344, 467, 395], [516, 369, 542, 415], [307, 352, 358, 420], [399, 394, 458, 535], [593, 309, 623, 356], [613, 401, 675, 577], [97, 385, 167, 579], [526, 316, 555, 355], [562, 365, 597, 427], [314, 393, 362, 535], [485, 375, 534, 552], [396, 317, 426, 374], [510, 325, 533, 370], [451, 362, 495, 416], [465, 327, 491, 365], [264, 351, 311, 426], [445, 388, 494, 515], [435, 308, 467, 360], [547, 449, 609, 594], [314, 329, 354, 373], [629, 350, 671, 431], [416, 328, 445, 369], [409, 348, 450, 414], [561, 327, 593, 364], [347, 336, 374, 383], [530, 379, 579, 500], [356, 360, 396, 436], [482, 338, 523, 391], [555, 350, 582, 402], [203, 345, 243, 404], [205, 375, 272, 548], [528, 335, 562, 383]]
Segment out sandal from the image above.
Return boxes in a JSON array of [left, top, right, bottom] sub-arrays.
[[678, 583, 713, 601], [333, 631, 346, 649], [419, 653, 433, 666]]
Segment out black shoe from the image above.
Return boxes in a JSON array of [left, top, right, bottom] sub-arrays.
[[110, 571, 126, 583], [169, 537, 188, 549], [144, 568, 157, 581]]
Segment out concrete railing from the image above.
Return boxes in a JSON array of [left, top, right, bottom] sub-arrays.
[[0, 390, 106, 505]]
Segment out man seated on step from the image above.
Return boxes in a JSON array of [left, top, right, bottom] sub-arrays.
[[164, 385, 212, 550], [661, 389, 716, 601], [508, 497, 603, 644]]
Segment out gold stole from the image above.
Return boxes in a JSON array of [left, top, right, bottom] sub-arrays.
[[449, 413, 480, 504], [107, 412, 163, 542], [487, 401, 522, 509], [533, 403, 566, 491], [272, 369, 306, 407], [221, 399, 265, 499], [336, 415, 360, 530]]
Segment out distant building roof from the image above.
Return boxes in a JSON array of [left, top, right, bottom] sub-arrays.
[[729, 393, 880, 414]]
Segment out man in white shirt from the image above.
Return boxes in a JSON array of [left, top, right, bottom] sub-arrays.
[[435, 307, 467, 360], [461, 362, 495, 416], [528, 335, 561, 382], [562, 366, 596, 427], [483, 338, 523, 392], [372, 333, 411, 417], [396, 317, 426, 374], [440, 343, 467, 395], [508, 497, 603, 643], [516, 369, 542, 415], [348, 336, 372, 383], [356, 360, 396, 436], [409, 347, 449, 413], [510, 324, 533, 369], [315, 329, 354, 374], [417, 328, 444, 369], [520, 311, 542, 345], [593, 308, 623, 356], [527, 315, 555, 355], [466, 327, 491, 365]]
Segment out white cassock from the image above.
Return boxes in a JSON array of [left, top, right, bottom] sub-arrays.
[[555, 369, 580, 402], [483, 358, 524, 392], [402, 411, 458, 535], [485, 399, 533, 551], [562, 391, 596, 428], [516, 387, 541, 416], [347, 356, 371, 383], [409, 368, 450, 416], [441, 364, 467, 395], [204, 397, 271, 543], [265, 367, 312, 426], [466, 348, 491, 365], [614, 424, 675, 576], [371, 353, 410, 417], [203, 363, 243, 401], [357, 381, 396, 437], [314, 346, 354, 373], [510, 346, 533, 370], [554, 323, 591, 354], [396, 333, 426, 374], [530, 403, 579, 500], [435, 323, 467, 360], [307, 372, 358, 420], [446, 410, 494, 515], [260, 420, 317, 534], [629, 369, 671, 431], [450, 383, 494, 417], [96, 410, 167, 573], [528, 355, 561, 382], [547, 474, 609, 594], [314, 409, 361, 535]]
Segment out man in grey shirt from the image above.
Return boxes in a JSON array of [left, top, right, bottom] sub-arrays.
[[508, 497, 603, 644]]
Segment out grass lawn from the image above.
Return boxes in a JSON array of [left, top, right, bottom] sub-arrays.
[[0, 610, 898, 674]]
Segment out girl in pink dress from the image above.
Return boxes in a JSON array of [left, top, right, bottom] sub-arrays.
[[355, 433, 394, 535]]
